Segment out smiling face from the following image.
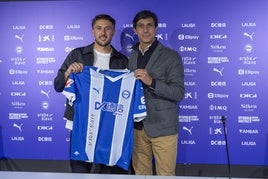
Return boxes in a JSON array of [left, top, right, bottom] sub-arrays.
[[92, 19, 115, 49], [134, 17, 157, 49]]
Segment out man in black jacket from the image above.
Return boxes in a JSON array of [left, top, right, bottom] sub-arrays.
[[54, 14, 128, 174]]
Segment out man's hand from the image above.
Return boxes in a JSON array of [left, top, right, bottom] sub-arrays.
[[64, 62, 83, 81], [134, 69, 152, 86]]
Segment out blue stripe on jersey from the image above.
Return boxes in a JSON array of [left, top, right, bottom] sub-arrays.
[[62, 66, 146, 170]]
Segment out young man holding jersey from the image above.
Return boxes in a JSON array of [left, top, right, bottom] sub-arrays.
[[54, 14, 129, 174]]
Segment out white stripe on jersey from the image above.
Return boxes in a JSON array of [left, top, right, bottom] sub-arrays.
[[86, 69, 104, 161], [109, 72, 135, 166]]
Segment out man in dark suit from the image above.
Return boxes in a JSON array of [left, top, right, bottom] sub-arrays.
[[128, 10, 185, 176]]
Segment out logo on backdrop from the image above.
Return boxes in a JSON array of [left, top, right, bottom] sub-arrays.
[[120, 27, 138, 56]]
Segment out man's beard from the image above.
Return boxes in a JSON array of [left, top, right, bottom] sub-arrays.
[[95, 36, 111, 47]]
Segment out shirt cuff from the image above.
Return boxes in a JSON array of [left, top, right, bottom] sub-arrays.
[[149, 78, 156, 91]]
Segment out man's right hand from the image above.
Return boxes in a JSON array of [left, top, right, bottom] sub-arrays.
[[65, 62, 83, 81]]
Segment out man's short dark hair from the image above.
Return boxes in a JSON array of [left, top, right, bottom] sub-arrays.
[[92, 14, 116, 28], [133, 10, 158, 29]]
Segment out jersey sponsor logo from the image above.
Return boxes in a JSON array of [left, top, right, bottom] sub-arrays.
[[95, 101, 124, 115]]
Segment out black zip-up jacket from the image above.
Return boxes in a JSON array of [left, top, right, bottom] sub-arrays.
[[54, 43, 128, 121], [54, 43, 128, 92]]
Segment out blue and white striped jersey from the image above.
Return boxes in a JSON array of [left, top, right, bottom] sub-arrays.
[[62, 66, 146, 170]]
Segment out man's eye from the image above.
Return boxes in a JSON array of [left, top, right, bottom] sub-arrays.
[[105, 27, 112, 31], [137, 24, 144, 28]]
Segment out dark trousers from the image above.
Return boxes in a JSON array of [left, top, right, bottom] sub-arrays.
[[70, 160, 129, 174], [70, 160, 92, 173]]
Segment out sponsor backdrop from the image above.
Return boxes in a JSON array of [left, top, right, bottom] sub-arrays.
[[0, 0, 268, 167]]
